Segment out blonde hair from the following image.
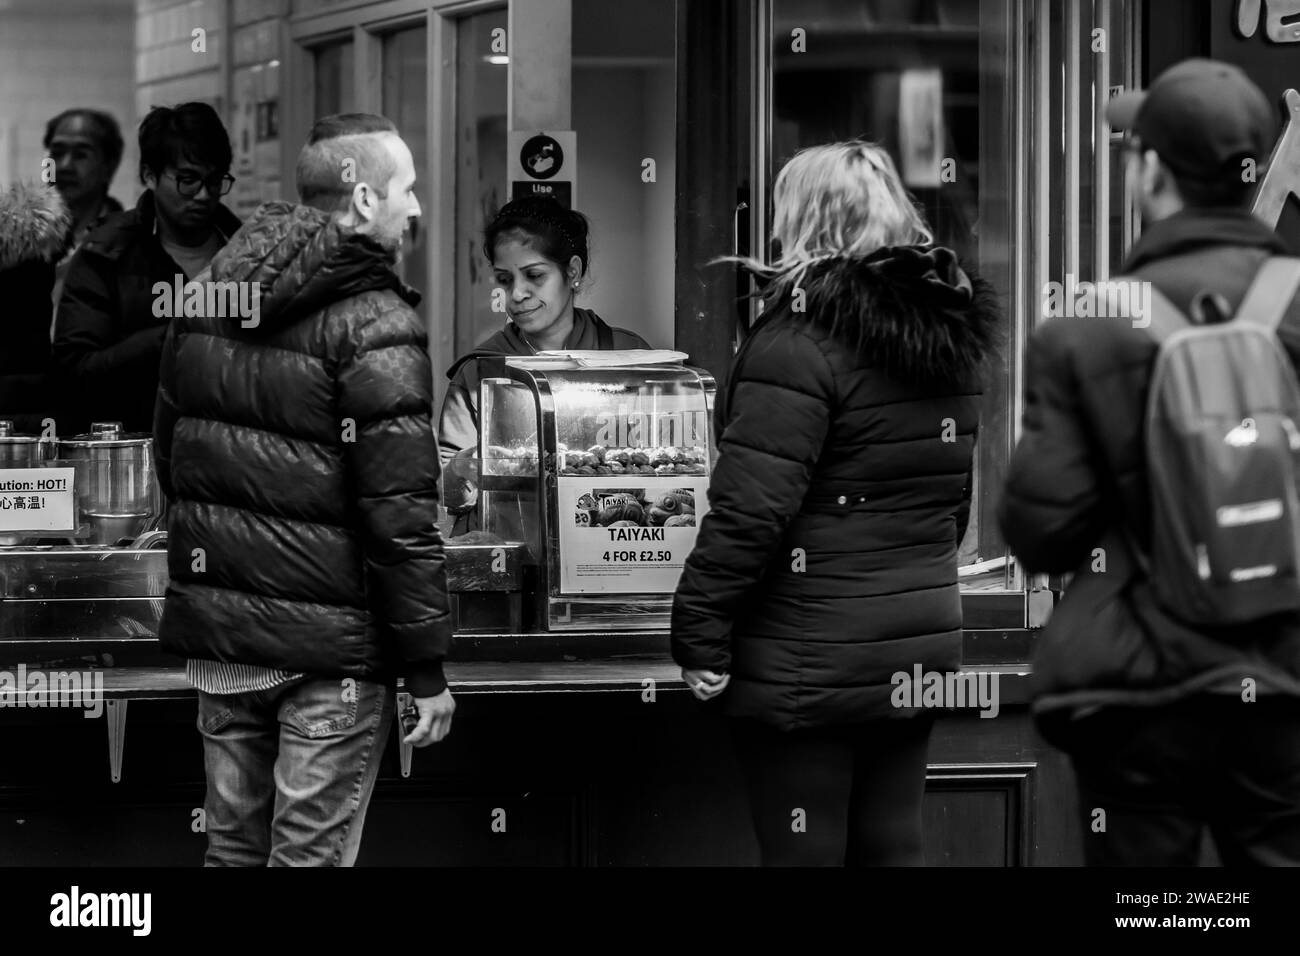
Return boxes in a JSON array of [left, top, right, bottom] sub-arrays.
[[727, 141, 933, 300]]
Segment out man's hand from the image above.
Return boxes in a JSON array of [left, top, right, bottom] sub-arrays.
[[404, 688, 455, 747]]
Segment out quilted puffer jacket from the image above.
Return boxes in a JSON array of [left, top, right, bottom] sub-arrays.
[[55, 190, 240, 435], [154, 201, 451, 697], [671, 246, 1001, 731]]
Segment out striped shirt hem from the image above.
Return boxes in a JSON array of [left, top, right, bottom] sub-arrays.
[[186, 659, 305, 696]]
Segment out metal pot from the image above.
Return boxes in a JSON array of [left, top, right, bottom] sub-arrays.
[[55, 422, 161, 546], [0, 421, 47, 546], [0, 420, 44, 468]]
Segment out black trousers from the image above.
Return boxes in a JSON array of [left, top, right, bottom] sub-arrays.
[[1069, 697, 1300, 866], [730, 715, 935, 866]]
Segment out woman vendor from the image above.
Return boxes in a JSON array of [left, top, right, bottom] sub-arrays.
[[439, 196, 651, 536]]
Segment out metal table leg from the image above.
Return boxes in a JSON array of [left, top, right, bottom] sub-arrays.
[[105, 699, 128, 783]]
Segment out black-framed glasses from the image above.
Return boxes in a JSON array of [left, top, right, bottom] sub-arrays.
[[166, 170, 235, 198]]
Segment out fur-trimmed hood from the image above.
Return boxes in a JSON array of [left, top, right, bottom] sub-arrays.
[[0, 181, 70, 270], [780, 245, 1002, 385]]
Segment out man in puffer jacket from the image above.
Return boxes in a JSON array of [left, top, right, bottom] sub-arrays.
[[0, 182, 69, 433], [1001, 60, 1300, 865], [154, 113, 454, 866]]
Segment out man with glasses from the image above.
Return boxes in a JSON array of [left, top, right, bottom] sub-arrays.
[[54, 102, 242, 435]]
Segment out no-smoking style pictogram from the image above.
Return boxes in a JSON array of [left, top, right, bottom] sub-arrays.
[[520, 134, 564, 180]]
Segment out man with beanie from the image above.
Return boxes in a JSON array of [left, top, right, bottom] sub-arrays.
[[1001, 59, 1300, 865]]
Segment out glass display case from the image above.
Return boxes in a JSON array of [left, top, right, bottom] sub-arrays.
[[474, 353, 717, 631]]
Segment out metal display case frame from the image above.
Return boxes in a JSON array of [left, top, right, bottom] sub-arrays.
[[475, 356, 717, 632]]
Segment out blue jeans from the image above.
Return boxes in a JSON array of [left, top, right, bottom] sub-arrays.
[[196, 676, 395, 866]]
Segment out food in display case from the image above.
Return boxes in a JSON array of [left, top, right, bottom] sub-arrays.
[[482, 444, 539, 477], [556, 444, 708, 477]]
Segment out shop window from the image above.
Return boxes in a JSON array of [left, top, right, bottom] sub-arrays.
[[770, 0, 1017, 586], [313, 39, 354, 117], [381, 25, 430, 337], [572, 0, 677, 350], [453, 8, 510, 360]]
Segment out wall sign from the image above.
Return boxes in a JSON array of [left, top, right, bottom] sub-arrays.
[[899, 69, 944, 188], [507, 130, 577, 208]]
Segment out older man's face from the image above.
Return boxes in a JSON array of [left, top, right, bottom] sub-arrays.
[[47, 116, 114, 209]]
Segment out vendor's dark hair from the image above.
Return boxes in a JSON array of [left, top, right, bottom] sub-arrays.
[[484, 196, 590, 277], [43, 109, 124, 179], [137, 102, 232, 183]]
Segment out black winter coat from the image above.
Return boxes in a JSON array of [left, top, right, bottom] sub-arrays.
[[1000, 208, 1300, 742], [53, 191, 241, 435], [154, 201, 452, 697], [0, 182, 68, 434], [671, 247, 1001, 730]]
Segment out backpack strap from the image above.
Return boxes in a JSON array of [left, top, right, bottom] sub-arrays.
[[1139, 284, 1191, 345], [1232, 256, 1300, 333], [1110, 274, 1189, 345]]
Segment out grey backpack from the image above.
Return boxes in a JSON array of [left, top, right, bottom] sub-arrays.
[[1136, 257, 1300, 625]]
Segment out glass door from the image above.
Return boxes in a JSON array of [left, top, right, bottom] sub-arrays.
[[453, 8, 510, 362], [759, 0, 1024, 606], [380, 23, 431, 334]]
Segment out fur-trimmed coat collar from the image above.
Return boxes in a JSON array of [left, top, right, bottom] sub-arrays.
[[770, 245, 1002, 386], [0, 181, 70, 270]]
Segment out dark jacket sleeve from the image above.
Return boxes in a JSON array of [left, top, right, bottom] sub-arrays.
[[152, 316, 183, 501], [998, 321, 1108, 573], [52, 251, 167, 403], [670, 325, 834, 671], [437, 378, 478, 466], [339, 298, 452, 697]]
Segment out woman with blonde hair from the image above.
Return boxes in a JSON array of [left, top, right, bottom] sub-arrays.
[[671, 141, 1000, 866]]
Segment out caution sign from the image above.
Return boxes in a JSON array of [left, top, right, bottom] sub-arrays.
[[508, 130, 576, 208]]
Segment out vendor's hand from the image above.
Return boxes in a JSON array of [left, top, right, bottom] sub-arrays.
[[682, 668, 730, 701], [404, 689, 455, 747], [442, 447, 479, 514]]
